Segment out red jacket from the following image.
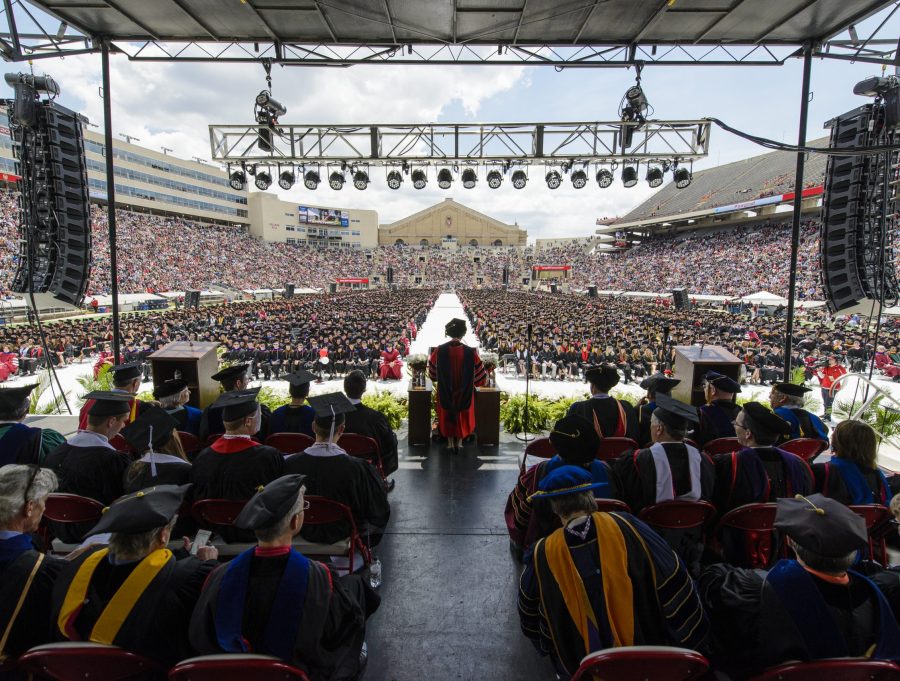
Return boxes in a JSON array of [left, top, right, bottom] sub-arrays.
[[816, 364, 847, 389]]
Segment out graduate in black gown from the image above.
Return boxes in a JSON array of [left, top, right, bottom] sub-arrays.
[[0, 465, 64, 658], [565, 364, 639, 442], [189, 475, 379, 681], [505, 414, 621, 558], [701, 494, 900, 678], [198, 364, 270, 442], [342, 370, 399, 479], [121, 406, 193, 491], [284, 393, 390, 548], [154, 379, 201, 436], [44, 391, 134, 543], [694, 371, 742, 448], [635, 373, 680, 447], [518, 466, 708, 680], [0, 384, 65, 467], [50, 485, 219, 668], [269, 369, 316, 438], [813, 419, 892, 506]]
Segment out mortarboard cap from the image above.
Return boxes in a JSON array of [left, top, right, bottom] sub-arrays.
[[234, 474, 307, 531], [210, 364, 249, 383], [773, 382, 812, 398], [0, 384, 37, 412], [212, 388, 261, 422], [111, 363, 142, 383], [742, 401, 792, 437], [653, 393, 699, 430], [704, 370, 741, 394], [528, 465, 608, 501], [584, 364, 620, 390], [445, 318, 467, 338], [84, 390, 133, 417], [308, 392, 356, 424], [775, 493, 868, 557], [283, 369, 317, 387], [639, 373, 681, 394], [88, 484, 190, 537], [120, 405, 178, 453], [549, 415, 600, 465], [153, 379, 187, 400]]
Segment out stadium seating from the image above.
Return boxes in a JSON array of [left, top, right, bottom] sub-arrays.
[[570, 646, 710, 681], [18, 642, 159, 681], [168, 655, 312, 681]]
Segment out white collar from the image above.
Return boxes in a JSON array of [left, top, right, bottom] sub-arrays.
[[303, 442, 348, 457], [348, 398, 362, 405], [138, 452, 190, 466], [68, 430, 115, 450], [222, 434, 253, 440], [590, 394, 610, 399]]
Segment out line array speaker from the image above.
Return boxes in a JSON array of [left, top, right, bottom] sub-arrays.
[[671, 288, 690, 310], [284, 283, 295, 299]]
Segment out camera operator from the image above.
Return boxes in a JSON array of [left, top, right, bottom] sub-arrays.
[[813, 355, 847, 423]]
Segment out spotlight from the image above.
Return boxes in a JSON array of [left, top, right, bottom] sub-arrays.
[[486, 169, 503, 189], [386, 170, 403, 190], [646, 166, 664, 188], [461, 168, 477, 189], [545, 170, 562, 190], [303, 169, 320, 190], [353, 169, 369, 190], [621, 166, 638, 188], [571, 169, 587, 189], [411, 169, 427, 190], [596, 169, 614, 188], [511, 169, 527, 189], [674, 167, 692, 189], [229, 170, 246, 191], [278, 170, 295, 191], [255, 170, 272, 191], [437, 168, 453, 189], [328, 170, 345, 190], [622, 84, 649, 122], [254, 90, 287, 117]]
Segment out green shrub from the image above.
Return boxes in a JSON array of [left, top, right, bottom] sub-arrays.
[[501, 394, 550, 434], [834, 396, 900, 440], [136, 390, 155, 403], [362, 391, 407, 430], [76, 363, 113, 403], [610, 390, 640, 407], [545, 396, 582, 425], [256, 385, 290, 411]]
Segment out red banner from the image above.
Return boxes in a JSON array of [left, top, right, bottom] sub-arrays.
[[335, 278, 369, 284], [0, 172, 20, 182], [781, 185, 824, 201], [532, 265, 572, 272]]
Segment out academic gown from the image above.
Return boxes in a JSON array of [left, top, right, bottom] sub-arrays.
[[44, 437, 132, 543], [700, 560, 900, 678], [166, 405, 202, 436], [773, 406, 829, 444], [813, 457, 892, 506], [343, 401, 399, 476], [0, 422, 65, 467], [0, 533, 65, 657], [695, 400, 742, 447], [637, 401, 656, 447], [77, 394, 148, 431], [283, 444, 390, 546], [269, 404, 316, 438], [50, 546, 217, 667], [566, 395, 640, 443], [427, 340, 487, 440], [379, 349, 402, 381], [518, 512, 709, 680], [198, 400, 271, 442], [189, 548, 376, 681]]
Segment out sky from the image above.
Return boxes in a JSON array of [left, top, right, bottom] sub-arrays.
[[12, 4, 900, 241]]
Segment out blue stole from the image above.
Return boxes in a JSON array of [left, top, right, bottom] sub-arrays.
[[184, 406, 202, 434], [0, 533, 36, 564], [828, 456, 891, 505], [700, 403, 736, 439], [766, 559, 900, 660], [214, 548, 310, 662], [0, 423, 37, 466], [736, 447, 812, 501], [544, 456, 612, 496]]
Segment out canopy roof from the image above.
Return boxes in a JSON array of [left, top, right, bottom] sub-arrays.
[[25, 0, 891, 46]]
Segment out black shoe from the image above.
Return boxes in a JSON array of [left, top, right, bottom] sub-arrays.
[[384, 478, 396, 493]]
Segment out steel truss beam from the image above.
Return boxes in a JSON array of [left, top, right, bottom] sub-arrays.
[[208, 120, 712, 166]]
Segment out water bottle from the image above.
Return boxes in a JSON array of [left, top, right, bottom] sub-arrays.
[[369, 557, 382, 589]]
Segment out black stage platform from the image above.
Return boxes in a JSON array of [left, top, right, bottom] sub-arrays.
[[365, 429, 543, 680]]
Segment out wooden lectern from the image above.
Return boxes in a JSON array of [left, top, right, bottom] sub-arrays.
[[149, 341, 220, 409], [474, 387, 501, 446], [672, 345, 743, 407], [407, 379, 433, 446]]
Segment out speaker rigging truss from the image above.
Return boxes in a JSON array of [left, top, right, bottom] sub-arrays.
[[208, 119, 712, 165]]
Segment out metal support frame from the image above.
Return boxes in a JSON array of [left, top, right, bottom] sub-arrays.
[[783, 45, 813, 379], [208, 120, 712, 165], [828, 373, 900, 454], [101, 41, 122, 362]]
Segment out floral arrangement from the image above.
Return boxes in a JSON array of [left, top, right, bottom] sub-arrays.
[[406, 353, 428, 370], [480, 352, 499, 372]]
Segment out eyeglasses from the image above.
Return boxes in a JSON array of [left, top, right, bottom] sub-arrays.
[[733, 421, 748, 431], [22, 465, 40, 503]]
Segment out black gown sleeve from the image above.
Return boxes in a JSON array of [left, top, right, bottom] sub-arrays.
[[699, 563, 764, 675]]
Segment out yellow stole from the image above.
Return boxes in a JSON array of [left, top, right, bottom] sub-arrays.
[[57, 548, 172, 645], [543, 512, 635, 651]]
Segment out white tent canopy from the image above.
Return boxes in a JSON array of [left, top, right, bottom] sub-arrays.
[[739, 291, 789, 306]]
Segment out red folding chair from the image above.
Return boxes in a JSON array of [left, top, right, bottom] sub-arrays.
[[849, 504, 893, 564], [595, 498, 632, 513], [521, 437, 557, 472], [265, 432, 314, 455], [639, 500, 717, 531], [702, 437, 742, 457], [780, 438, 828, 462], [18, 642, 158, 681], [338, 433, 386, 480], [595, 437, 640, 461], [714, 503, 780, 569], [177, 431, 203, 456], [191, 499, 248, 531], [570, 646, 710, 681], [108, 434, 132, 453], [302, 495, 370, 574], [749, 659, 900, 681], [168, 654, 311, 681], [39, 492, 105, 551]]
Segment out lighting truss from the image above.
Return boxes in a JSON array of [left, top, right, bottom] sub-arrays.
[[208, 120, 712, 165]]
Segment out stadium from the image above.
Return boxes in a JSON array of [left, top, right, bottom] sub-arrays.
[[1, 2, 900, 681]]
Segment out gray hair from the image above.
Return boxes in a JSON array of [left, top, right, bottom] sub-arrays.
[[109, 515, 176, 561], [0, 465, 58, 526], [791, 539, 857, 574], [650, 412, 686, 440], [157, 393, 182, 409], [255, 486, 306, 543], [775, 390, 805, 408], [548, 490, 597, 520]]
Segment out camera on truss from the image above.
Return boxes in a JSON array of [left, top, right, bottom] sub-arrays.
[[4, 72, 60, 127], [854, 75, 900, 129], [254, 90, 286, 153]]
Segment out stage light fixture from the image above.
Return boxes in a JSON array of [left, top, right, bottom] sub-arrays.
[[621, 166, 638, 188], [545, 170, 562, 190], [511, 169, 527, 189], [674, 167, 692, 189], [255, 170, 272, 191], [461, 168, 477, 189], [303, 169, 320, 190], [353, 169, 369, 190], [278, 169, 295, 191], [229, 170, 246, 191], [571, 169, 587, 189], [646, 166, 664, 188], [386, 169, 403, 190], [596, 169, 614, 188], [328, 170, 345, 191], [437, 168, 453, 189], [411, 169, 427, 190], [486, 169, 503, 189]]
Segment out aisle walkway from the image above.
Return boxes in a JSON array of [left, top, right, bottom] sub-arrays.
[[409, 291, 480, 355]]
